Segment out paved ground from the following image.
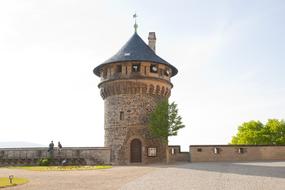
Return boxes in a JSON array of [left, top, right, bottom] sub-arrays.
[[121, 162, 285, 190], [1, 162, 285, 190]]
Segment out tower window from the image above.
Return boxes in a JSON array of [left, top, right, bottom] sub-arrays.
[[132, 64, 140, 72], [159, 69, 163, 76], [116, 65, 122, 73], [164, 69, 170, 77], [150, 65, 158, 73], [120, 111, 124, 120]]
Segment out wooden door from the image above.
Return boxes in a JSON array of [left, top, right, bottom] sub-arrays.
[[130, 139, 142, 163]]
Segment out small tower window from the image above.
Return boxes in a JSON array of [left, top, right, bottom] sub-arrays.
[[164, 69, 170, 77], [116, 65, 122, 73], [159, 69, 163, 76], [150, 64, 158, 73], [132, 64, 140, 72], [120, 111, 124, 120]]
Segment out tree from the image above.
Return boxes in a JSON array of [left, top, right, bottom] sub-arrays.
[[231, 119, 285, 145], [264, 119, 285, 144], [148, 99, 185, 162], [149, 99, 185, 141]]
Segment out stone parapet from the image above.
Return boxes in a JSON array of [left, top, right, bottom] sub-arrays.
[[168, 145, 190, 162], [0, 147, 111, 166], [190, 145, 285, 162]]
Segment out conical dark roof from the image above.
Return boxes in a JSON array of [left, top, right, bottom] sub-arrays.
[[93, 32, 178, 77]]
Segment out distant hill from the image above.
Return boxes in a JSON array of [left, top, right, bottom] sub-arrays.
[[0, 141, 45, 148]]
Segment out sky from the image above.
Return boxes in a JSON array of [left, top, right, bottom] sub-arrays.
[[0, 0, 284, 150]]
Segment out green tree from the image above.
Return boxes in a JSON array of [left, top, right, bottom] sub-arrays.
[[231, 119, 285, 145], [149, 99, 185, 141], [148, 99, 185, 163], [264, 119, 285, 144]]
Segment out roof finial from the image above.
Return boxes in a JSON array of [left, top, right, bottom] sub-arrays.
[[133, 13, 138, 33]]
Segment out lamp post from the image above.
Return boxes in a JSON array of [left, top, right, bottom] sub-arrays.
[[9, 175, 14, 184]]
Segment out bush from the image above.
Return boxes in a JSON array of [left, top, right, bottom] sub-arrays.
[[38, 158, 52, 166]]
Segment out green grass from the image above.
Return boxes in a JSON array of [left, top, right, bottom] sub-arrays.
[[8, 165, 112, 171], [0, 177, 29, 188]]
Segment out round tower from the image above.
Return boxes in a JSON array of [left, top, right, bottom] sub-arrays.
[[93, 31, 177, 164]]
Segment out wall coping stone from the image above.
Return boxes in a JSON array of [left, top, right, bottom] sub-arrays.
[[190, 145, 285, 147], [0, 147, 111, 151]]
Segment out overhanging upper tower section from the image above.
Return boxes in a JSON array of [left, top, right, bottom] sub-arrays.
[[93, 32, 178, 78]]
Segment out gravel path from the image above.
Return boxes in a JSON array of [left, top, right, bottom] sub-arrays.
[[121, 162, 285, 190], [1, 162, 285, 190], [0, 166, 156, 190]]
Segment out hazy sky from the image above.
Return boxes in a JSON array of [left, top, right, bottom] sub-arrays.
[[0, 0, 284, 150]]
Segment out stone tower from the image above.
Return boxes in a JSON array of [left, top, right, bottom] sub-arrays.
[[93, 30, 178, 164]]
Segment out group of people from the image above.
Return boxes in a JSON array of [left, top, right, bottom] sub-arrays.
[[48, 141, 62, 153]]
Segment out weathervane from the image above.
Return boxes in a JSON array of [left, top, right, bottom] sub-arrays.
[[133, 13, 138, 33]]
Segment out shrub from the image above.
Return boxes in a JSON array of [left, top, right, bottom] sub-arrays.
[[38, 158, 52, 166]]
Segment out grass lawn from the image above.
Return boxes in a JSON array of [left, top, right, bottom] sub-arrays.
[[8, 165, 112, 171], [0, 177, 29, 188]]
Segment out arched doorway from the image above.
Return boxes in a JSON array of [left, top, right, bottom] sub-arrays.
[[130, 139, 142, 163]]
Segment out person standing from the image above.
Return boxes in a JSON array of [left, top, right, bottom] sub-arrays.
[[48, 141, 54, 158], [48, 141, 54, 152], [58, 141, 62, 153]]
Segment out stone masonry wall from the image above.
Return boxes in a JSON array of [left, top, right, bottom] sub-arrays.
[[190, 145, 285, 162], [0, 147, 111, 166], [168, 145, 190, 162], [98, 61, 174, 164], [104, 93, 167, 164]]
